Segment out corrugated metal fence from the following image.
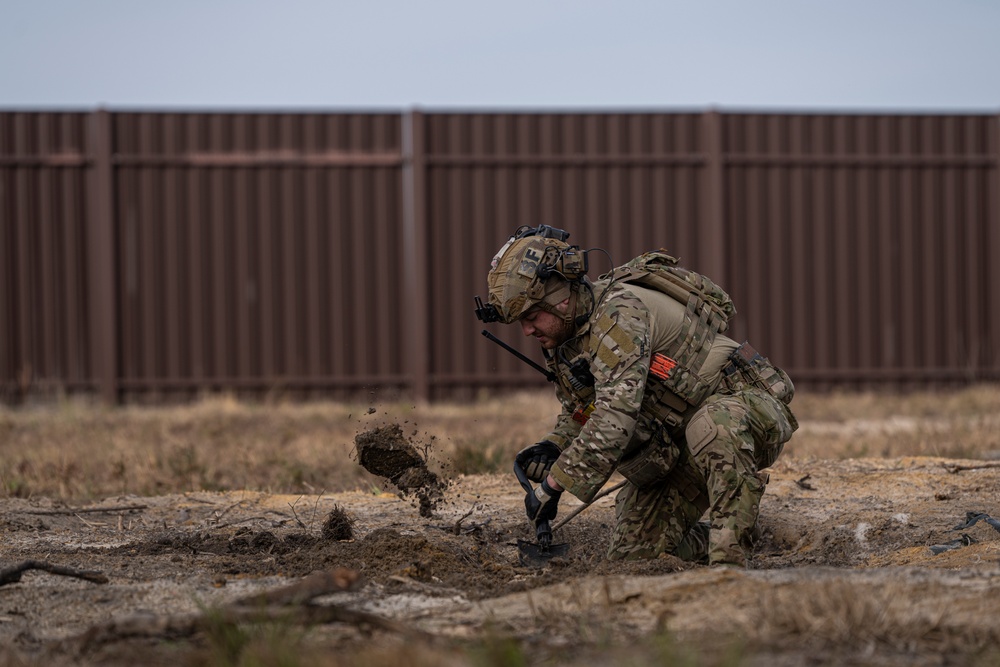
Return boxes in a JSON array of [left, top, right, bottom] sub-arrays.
[[2, 109, 998, 403]]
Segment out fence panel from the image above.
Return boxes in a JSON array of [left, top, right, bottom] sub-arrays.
[[107, 111, 405, 400], [0, 112, 94, 399], [719, 113, 999, 388], [1, 109, 997, 402]]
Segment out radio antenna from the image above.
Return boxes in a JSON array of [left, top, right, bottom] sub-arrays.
[[480, 330, 556, 382]]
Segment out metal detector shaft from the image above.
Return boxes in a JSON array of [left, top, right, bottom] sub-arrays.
[[481, 329, 556, 382]]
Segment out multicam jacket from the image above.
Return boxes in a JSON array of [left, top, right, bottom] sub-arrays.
[[545, 279, 738, 502]]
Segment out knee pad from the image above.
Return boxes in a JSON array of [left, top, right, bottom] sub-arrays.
[[685, 400, 755, 464], [685, 408, 718, 458]]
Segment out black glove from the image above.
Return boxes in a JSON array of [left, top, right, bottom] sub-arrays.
[[514, 441, 561, 483], [524, 478, 562, 525]]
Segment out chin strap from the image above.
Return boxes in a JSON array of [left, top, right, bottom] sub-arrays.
[[562, 289, 580, 326], [537, 279, 593, 330]]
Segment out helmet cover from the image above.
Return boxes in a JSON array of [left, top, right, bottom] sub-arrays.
[[486, 236, 573, 324]]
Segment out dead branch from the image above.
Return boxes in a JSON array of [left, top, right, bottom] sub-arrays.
[[0, 560, 109, 586], [76, 600, 426, 651], [231, 567, 362, 607], [310, 490, 326, 526], [287, 495, 307, 529], [181, 494, 219, 505], [211, 500, 245, 522], [74, 514, 107, 528], [795, 474, 816, 490], [211, 515, 270, 530], [71, 566, 428, 652], [429, 517, 492, 536], [17, 504, 148, 516], [452, 505, 477, 534], [942, 461, 1000, 474]]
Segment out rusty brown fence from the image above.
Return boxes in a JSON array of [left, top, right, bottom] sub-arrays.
[[2, 109, 999, 403]]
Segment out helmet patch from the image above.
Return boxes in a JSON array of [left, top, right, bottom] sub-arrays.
[[517, 245, 544, 280]]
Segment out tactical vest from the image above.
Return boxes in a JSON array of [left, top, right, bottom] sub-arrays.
[[550, 250, 736, 432]]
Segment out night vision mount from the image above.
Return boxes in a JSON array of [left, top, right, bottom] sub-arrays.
[[474, 296, 502, 323], [513, 224, 571, 242]]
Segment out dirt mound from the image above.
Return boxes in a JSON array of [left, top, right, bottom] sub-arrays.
[[98, 518, 530, 599], [354, 424, 448, 517]]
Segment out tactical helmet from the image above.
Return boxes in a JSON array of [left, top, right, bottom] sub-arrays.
[[475, 225, 588, 324]]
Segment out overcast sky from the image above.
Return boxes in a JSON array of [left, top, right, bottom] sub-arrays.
[[2, 0, 998, 111]]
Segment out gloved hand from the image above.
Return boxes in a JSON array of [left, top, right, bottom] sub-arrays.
[[524, 477, 562, 525], [514, 440, 561, 483]]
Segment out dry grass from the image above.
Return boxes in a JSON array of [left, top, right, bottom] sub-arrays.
[[785, 384, 1000, 460], [2, 385, 1000, 502], [0, 391, 557, 502], [736, 577, 1000, 657]]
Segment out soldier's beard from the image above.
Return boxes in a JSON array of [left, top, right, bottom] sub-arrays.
[[552, 320, 575, 348], [524, 291, 581, 349], [534, 312, 576, 349]]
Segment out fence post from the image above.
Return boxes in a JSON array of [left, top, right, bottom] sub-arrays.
[[701, 109, 727, 285], [401, 110, 430, 401], [87, 109, 119, 404], [992, 113, 1000, 379]]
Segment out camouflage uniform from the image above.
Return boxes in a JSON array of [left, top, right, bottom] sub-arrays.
[[479, 228, 798, 566], [541, 279, 798, 566]]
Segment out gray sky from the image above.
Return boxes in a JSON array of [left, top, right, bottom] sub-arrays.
[[2, 0, 998, 111]]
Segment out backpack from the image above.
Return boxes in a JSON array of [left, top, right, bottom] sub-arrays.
[[606, 250, 736, 332]]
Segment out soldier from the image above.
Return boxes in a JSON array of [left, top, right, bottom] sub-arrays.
[[475, 225, 798, 566]]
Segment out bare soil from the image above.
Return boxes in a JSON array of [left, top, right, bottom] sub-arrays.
[[3, 399, 1000, 665]]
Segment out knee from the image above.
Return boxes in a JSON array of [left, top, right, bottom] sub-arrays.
[[685, 402, 751, 462]]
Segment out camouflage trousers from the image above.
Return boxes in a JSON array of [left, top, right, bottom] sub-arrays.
[[607, 385, 798, 565]]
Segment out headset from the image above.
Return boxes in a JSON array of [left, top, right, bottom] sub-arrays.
[[516, 225, 589, 281]]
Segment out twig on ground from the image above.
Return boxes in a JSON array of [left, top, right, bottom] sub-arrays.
[[310, 489, 326, 526], [428, 517, 492, 536], [17, 504, 148, 516], [288, 496, 307, 529], [795, 474, 816, 490], [212, 516, 269, 530], [182, 544, 222, 557], [75, 514, 108, 528], [942, 461, 1000, 474], [212, 500, 244, 523], [452, 505, 478, 534], [0, 560, 109, 586], [181, 494, 218, 505]]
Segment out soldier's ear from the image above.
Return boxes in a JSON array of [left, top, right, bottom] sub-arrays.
[[554, 298, 571, 313]]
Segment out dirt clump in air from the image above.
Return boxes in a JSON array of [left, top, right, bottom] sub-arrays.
[[354, 423, 448, 517]]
